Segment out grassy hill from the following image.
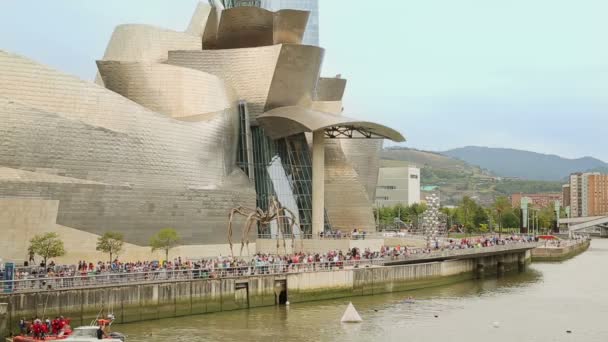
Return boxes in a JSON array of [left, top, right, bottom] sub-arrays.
[[381, 147, 563, 205], [443, 146, 608, 181]]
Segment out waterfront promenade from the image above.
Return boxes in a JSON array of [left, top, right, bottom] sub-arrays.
[[0, 241, 538, 337], [531, 238, 590, 261], [1, 241, 538, 294]]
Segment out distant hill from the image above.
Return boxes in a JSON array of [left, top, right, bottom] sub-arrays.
[[381, 147, 564, 205], [381, 147, 477, 172], [442, 146, 608, 181]]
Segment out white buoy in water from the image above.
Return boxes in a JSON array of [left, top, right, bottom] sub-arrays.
[[341, 302, 363, 323], [493, 322, 500, 328]]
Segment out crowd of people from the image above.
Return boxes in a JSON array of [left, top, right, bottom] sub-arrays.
[[2, 234, 539, 292], [319, 228, 369, 240], [18, 316, 70, 339]]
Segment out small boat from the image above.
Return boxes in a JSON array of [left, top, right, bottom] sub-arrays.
[[13, 326, 124, 342], [12, 324, 73, 342], [62, 326, 125, 341], [12, 316, 125, 342]]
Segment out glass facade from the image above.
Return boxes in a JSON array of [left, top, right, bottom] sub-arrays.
[[236, 101, 251, 177], [223, 0, 325, 236], [249, 127, 330, 236]]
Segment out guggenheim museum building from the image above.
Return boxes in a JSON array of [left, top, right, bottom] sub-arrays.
[[0, 1, 404, 261]]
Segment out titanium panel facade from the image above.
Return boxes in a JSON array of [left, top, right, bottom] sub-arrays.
[[229, 0, 319, 46], [96, 62, 236, 119], [211, 7, 309, 49], [340, 139, 383, 203], [0, 3, 404, 259], [0, 51, 256, 246], [167, 44, 324, 120], [260, 0, 319, 46]]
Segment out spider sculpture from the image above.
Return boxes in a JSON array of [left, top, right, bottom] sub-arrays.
[[227, 196, 301, 257]]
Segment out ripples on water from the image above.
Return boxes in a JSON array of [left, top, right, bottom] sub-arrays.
[[117, 240, 608, 342]]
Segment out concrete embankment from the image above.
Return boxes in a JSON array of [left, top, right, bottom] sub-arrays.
[[0, 250, 530, 338], [531, 239, 590, 262]]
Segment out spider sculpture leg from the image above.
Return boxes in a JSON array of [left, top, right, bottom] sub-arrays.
[[282, 206, 301, 251], [228, 207, 253, 258], [240, 212, 257, 256]]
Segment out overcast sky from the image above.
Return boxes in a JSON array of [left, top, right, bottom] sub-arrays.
[[1, 0, 607, 160]]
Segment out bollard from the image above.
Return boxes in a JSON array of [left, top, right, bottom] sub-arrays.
[[0, 303, 8, 339]]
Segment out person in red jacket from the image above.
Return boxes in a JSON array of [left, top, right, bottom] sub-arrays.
[[40, 321, 49, 339], [32, 320, 42, 340], [52, 317, 60, 335], [57, 316, 67, 335]]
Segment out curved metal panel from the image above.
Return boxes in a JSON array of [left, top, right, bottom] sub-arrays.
[[313, 96, 381, 220], [311, 101, 343, 115], [273, 9, 310, 45], [168, 46, 282, 119], [186, 2, 212, 37], [202, 0, 224, 49], [340, 139, 383, 203], [264, 44, 323, 112], [314, 77, 347, 101], [95, 24, 202, 86], [168, 44, 323, 120], [0, 51, 255, 246], [97, 61, 236, 119], [206, 7, 309, 49], [257, 106, 406, 142], [216, 6, 274, 49], [324, 139, 377, 232], [100, 24, 201, 62]]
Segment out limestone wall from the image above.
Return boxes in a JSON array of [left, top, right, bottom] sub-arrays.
[[0, 198, 255, 264]]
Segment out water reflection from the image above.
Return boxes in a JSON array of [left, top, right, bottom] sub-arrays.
[[116, 240, 608, 342]]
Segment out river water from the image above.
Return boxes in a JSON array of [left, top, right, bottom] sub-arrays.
[[116, 239, 608, 342]]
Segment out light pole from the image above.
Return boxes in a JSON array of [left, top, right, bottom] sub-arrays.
[[533, 209, 536, 236], [566, 206, 571, 238]]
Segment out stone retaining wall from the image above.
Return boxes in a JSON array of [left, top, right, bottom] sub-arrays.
[[0, 251, 529, 337], [531, 240, 590, 262]]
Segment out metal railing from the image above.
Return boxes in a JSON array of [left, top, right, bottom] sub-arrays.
[[383, 242, 540, 263], [536, 238, 590, 248], [0, 242, 540, 294], [256, 232, 429, 240], [0, 259, 384, 294]]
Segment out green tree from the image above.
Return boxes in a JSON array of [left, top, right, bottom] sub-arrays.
[[492, 196, 511, 237], [150, 228, 180, 262], [502, 211, 520, 229], [29, 232, 65, 266], [473, 206, 489, 229], [456, 196, 477, 233], [96, 231, 124, 262], [409, 203, 428, 229], [479, 223, 489, 233]]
